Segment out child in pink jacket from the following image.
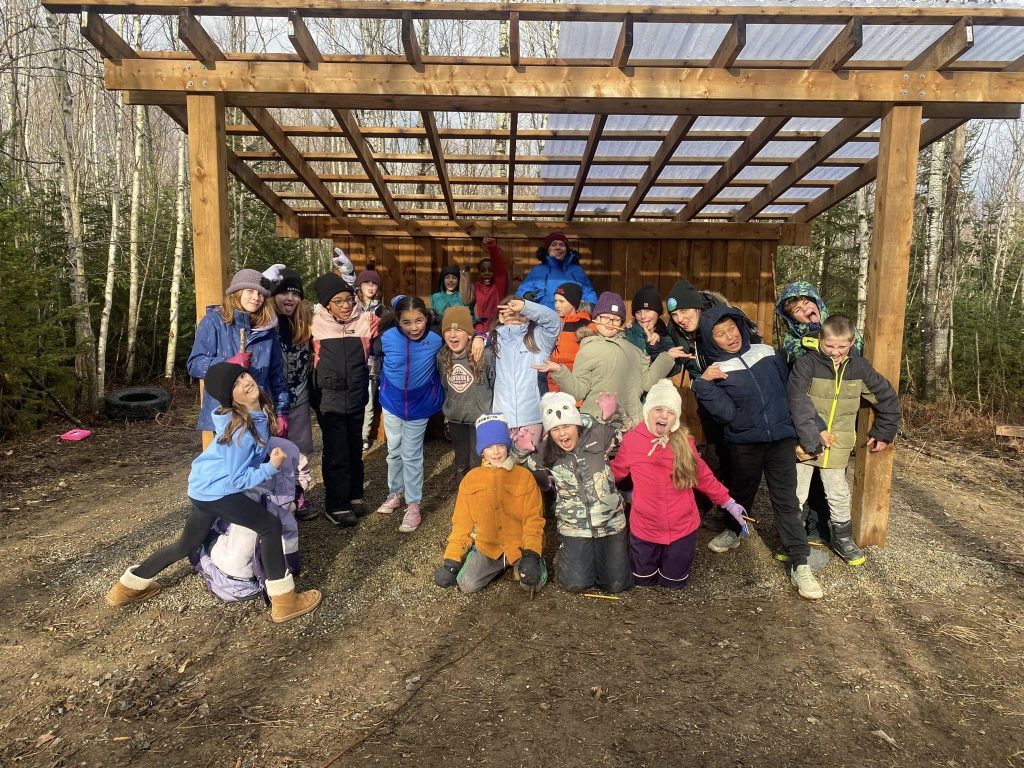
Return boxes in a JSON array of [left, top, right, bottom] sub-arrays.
[[611, 380, 747, 588]]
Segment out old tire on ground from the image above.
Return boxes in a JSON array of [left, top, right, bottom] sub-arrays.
[[104, 387, 172, 422]]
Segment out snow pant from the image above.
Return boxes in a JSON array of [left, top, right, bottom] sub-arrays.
[[629, 531, 697, 589], [361, 378, 378, 445], [556, 530, 633, 594], [287, 401, 314, 492], [726, 438, 809, 567], [796, 463, 852, 524], [456, 547, 548, 594], [383, 411, 429, 504], [318, 410, 365, 512], [448, 420, 478, 481], [135, 494, 285, 581]]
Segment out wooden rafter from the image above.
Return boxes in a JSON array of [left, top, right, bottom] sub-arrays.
[[566, 115, 608, 221], [332, 108, 401, 220], [177, 9, 224, 69], [709, 16, 745, 68], [612, 14, 633, 68], [619, 117, 696, 221], [507, 112, 517, 220], [421, 110, 455, 219], [242, 106, 345, 219], [676, 17, 862, 221], [401, 11, 423, 69], [288, 11, 322, 69], [908, 17, 973, 70], [508, 12, 520, 69], [80, 11, 135, 60]]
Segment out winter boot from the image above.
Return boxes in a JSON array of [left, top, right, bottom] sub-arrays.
[[294, 487, 319, 521], [829, 521, 866, 566], [106, 567, 161, 607], [266, 574, 322, 623]]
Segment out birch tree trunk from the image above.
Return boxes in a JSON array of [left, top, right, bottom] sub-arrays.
[[124, 16, 144, 381], [855, 186, 871, 332], [48, 13, 98, 409], [165, 134, 188, 378], [921, 138, 947, 399], [97, 90, 124, 402]]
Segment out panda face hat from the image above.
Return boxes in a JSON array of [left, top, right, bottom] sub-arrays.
[[541, 392, 583, 433]]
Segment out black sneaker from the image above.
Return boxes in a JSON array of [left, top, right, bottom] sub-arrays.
[[829, 521, 866, 566], [325, 509, 358, 527], [351, 498, 368, 518]]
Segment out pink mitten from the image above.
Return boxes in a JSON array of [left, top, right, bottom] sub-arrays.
[[226, 351, 252, 369], [275, 414, 289, 439], [598, 392, 617, 421], [513, 429, 536, 453]]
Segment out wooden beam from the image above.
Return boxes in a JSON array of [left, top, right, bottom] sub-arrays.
[[508, 12, 520, 69], [80, 11, 136, 61], [400, 11, 423, 69], [612, 14, 633, 68], [678, 18, 863, 221], [177, 9, 225, 69], [106, 60, 1024, 112], [995, 425, 1024, 438], [851, 105, 922, 548], [908, 17, 973, 70], [421, 110, 455, 219], [507, 112, 517, 220], [619, 116, 696, 221], [566, 115, 608, 221], [41, 1, 1024, 26], [709, 16, 745, 68], [185, 93, 230, 321], [288, 11, 322, 69], [242, 106, 345, 219], [332, 108, 402, 220]]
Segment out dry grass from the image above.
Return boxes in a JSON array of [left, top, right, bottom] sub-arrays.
[[901, 395, 1024, 457]]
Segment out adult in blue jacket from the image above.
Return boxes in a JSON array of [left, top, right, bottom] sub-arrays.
[[690, 305, 822, 601], [516, 231, 598, 311], [187, 269, 290, 446]]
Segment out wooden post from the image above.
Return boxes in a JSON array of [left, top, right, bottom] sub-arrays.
[[850, 105, 922, 548], [186, 92, 230, 324]]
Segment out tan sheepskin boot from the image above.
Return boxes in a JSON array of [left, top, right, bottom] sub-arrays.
[[266, 574, 322, 623], [105, 567, 161, 607]]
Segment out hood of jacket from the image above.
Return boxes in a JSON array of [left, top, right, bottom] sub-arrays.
[[698, 305, 753, 363], [535, 246, 581, 268], [437, 264, 462, 293], [776, 281, 828, 337]]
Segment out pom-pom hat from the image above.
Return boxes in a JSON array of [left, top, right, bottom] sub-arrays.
[[642, 379, 682, 433]]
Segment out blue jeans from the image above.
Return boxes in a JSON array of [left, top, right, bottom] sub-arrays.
[[382, 411, 429, 504]]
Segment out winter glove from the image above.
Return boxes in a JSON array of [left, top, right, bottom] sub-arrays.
[[722, 499, 749, 536], [275, 414, 289, 439], [597, 392, 618, 421], [513, 429, 537, 454], [517, 550, 542, 587], [434, 559, 461, 588], [262, 263, 287, 283], [332, 248, 356, 287], [225, 351, 252, 369]]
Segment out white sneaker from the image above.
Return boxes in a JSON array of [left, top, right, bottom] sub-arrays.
[[707, 529, 742, 553], [398, 503, 421, 533], [790, 564, 824, 600], [376, 492, 402, 514]]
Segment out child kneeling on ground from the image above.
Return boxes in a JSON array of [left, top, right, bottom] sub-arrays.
[[105, 363, 321, 623], [611, 379, 748, 588], [786, 313, 900, 566], [434, 414, 546, 593]]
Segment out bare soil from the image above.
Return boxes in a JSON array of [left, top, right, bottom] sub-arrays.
[[1, 404, 1023, 768]]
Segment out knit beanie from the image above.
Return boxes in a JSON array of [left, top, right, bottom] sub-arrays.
[[272, 268, 304, 299], [205, 362, 248, 408], [632, 284, 662, 315], [441, 305, 474, 336], [475, 413, 512, 456], [544, 231, 569, 251], [592, 291, 626, 322], [541, 392, 584, 434], [390, 294, 408, 312], [642, 379, 682, 433], [666, 279, 704, 313], [555, 282, 583, 310], [357, 268, 382, 290], [226, 268, 271, 298], [314, 272, 353, 308]]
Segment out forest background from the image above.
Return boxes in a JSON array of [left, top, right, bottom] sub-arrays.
[[2, 4, 1022, 438]]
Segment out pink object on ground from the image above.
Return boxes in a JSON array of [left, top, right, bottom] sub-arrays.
[[60, 429, 92, 441]]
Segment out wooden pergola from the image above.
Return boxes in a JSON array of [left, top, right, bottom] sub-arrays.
[[47, 0, 1024, 547]]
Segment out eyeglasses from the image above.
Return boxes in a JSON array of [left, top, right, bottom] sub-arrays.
[[330, 296, 355, 307]]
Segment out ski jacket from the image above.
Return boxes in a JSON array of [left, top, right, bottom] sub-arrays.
[[491, 300, 560, 428], [473, 239, 511, 334], [377, 326, 444, 421], [516, 248, 597, 310], [776, 281, 864, 363], [310, 303, 377, 416], [548, 309, 591, 393], [187, 410, 279, 501]]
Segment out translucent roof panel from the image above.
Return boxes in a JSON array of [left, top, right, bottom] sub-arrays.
[[737, 24, 847, 62], [959, 26, 1024, 63]]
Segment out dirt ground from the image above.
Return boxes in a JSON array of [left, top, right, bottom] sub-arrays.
[[1, 401, 1023, 768]]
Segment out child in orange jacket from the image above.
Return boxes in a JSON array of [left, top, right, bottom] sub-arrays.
[[434, 414, 547, 593], [548, 282, 592, 394]]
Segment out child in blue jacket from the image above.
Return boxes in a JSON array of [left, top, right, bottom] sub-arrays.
[[690, 306, 823, 601], [105, 362, 321, 623], [516, 231, 597, 311], [187, 269, 290, 449]]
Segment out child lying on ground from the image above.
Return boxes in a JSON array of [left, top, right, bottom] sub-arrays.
[[434, 414, 546, 593]]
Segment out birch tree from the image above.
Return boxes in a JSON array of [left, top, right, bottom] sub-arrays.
[[96, 88, 124, 401], [164, 134, 188, 378], [124, 16, 145, 382], [855, 186, 871, 332]]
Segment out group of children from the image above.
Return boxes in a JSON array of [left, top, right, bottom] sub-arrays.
[[105, 233, 901, 623]]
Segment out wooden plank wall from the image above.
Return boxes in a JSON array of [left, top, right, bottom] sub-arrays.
[[333, 235, 778, 343]]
